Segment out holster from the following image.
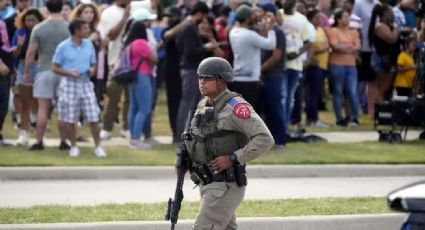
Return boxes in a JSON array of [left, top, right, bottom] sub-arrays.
[[234, 164, 247, 187]]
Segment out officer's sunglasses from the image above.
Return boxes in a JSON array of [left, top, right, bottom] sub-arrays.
[[198, 75, 218, 82]]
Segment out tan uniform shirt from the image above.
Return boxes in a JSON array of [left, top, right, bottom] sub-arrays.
[[214, 89, 274, 164]]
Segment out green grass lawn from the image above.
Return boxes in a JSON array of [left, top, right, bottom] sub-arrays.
[[0, 197, 390, 224], [0, 141, 424, 166], [2, 89, 378, 140], [2, 89, 424, 166]]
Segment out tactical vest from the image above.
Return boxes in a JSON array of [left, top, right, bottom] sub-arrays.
[[184, 91, 249, 164]]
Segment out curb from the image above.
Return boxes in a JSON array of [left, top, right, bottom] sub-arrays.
[[4, 130, 422, 146], [1, 165, 425, 180], [0, 214, 407, 230]]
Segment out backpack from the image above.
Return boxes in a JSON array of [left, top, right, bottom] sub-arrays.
[[112, 44, 143, 84]]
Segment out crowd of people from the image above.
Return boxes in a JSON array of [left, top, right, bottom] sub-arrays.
[[0, 0, 423, 155]]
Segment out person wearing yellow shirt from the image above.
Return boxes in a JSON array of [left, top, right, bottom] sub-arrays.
[[305, 9, 329, 127], [395, 37, 417, 97]]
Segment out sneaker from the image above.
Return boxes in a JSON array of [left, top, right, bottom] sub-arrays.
[[16, 130, 29, 146], [94, 146, 107, 158], [69, 146, 80, 157], [100, 130, 111, 140], [419, 131, 425, 140], [348, 119, 360, 128], [59, 141, 71, 150], [29, 142, 44, 151], [144, 137, 160, 145], [120, 129, 130, 138], [336, 119, 348, 127], [309, 120, 330, 129], [272, 144, 285, 151], [0, 134, 11, 147], [14, 123, 21, 130], [129, 140, 152, 149]]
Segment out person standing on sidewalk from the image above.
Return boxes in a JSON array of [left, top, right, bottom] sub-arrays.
[[183, 57, 274, 229], [52, 19, 106, 158], [258, 3, 286, 149], [280, 0, 312, 143], [25, 0, 70, 151], [123, 20, 158, 149], [12, 8, 44, 146], [98, 0, 131, 140], [327, 9, 361, 127]]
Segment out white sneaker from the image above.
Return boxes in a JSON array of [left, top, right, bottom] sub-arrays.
[[129, 140, 152, 149], [16, 130, 28, 146], [120, 129, 130, 138], [99, 130, 111, 140], [144, 137, 160, 145], [348, 122, 359, 128], [69, 146, 80, 157], [95, 146, 107, 158], [314, 120, 330, 128]]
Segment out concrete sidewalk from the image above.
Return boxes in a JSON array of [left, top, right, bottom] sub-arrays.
[[1, 165, 425, 180], [0, 214, 407, 230], [4, 130, 422, 146], [2, 176, 423, 207]]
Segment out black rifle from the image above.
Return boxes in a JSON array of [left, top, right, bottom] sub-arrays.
[[165, 143, 190, 230]]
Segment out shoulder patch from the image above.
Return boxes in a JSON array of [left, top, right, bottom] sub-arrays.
[[233, 103, 251, 119], [228, 98, 238, 107]]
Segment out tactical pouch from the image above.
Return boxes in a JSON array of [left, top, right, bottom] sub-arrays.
[[225, 166, 236, 182], [208, 164, 225, 182], [194, 165, 212, 185], [190, 173, 201, 185], [235, 164, 247, 187]]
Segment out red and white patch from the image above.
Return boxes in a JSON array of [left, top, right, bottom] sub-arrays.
[[233, 103, 251, 119]]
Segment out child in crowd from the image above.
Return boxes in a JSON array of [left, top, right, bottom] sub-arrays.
[[394, 36, 417, 97]]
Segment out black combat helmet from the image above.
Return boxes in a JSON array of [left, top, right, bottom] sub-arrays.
[[197, 57, 233, 82]]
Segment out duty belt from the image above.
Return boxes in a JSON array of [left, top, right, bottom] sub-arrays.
[[190, 163, 247, 187]]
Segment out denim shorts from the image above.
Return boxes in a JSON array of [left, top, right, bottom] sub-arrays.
[[371, 53, 395, 75]]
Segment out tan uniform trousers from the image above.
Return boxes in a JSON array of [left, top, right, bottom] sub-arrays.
[[192, 181, 245, 230]]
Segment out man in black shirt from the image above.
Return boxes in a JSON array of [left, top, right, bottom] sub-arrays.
[[174, 2, 217, 140], [162, 7, 183, 143]]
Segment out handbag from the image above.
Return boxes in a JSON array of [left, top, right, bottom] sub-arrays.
[[111, 44, 143, 84]]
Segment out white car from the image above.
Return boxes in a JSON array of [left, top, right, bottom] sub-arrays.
[[387, 181, 425, 230]]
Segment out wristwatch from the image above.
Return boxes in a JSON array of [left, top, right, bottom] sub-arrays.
[[229, 153, 238, 164]]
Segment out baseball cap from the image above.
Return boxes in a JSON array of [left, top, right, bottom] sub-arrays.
[[235, 5, 253, 22], [131, 8, 157, 21], [258, 2, 277, 15]]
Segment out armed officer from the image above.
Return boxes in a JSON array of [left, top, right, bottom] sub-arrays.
[[183, 57, 274, 229]]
